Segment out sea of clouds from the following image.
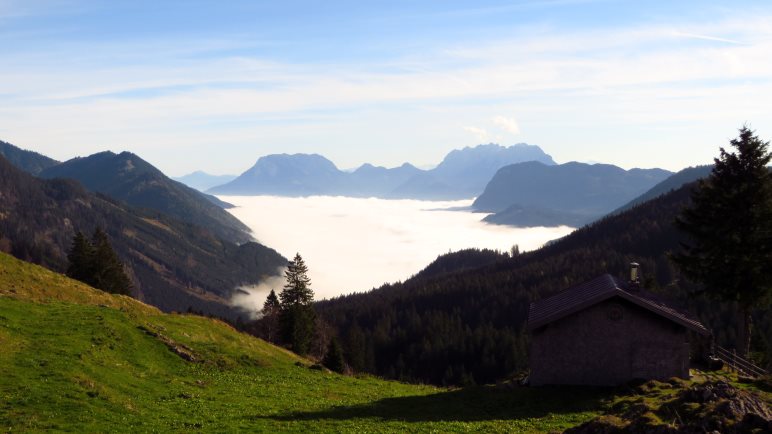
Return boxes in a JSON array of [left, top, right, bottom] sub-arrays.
[[220, 195, 574, 313]]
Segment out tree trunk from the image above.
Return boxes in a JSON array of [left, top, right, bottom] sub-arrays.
[[736, 304, 752, 358]]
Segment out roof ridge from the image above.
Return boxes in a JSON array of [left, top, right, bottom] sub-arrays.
[[528, 273, 709, 335]]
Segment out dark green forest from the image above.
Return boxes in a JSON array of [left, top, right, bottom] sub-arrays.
[[315, 182, 772, 386], [0, 154, 286, 320]]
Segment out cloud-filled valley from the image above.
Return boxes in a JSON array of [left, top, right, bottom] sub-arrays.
[[222, 195, 574, 309]]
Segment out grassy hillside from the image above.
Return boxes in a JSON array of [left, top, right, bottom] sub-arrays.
[[0, 252, 607, 432]]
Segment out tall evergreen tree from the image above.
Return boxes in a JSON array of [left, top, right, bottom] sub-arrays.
[[66, 231, 94, 282], [65, 228, 132, 296], [261, 289, 281, 343], [673, 126, 772, 356], [90, 228, 132, 296], [279, 253, 314, 305], [279, 253, 316, 355], [323, 336, 346, 374]]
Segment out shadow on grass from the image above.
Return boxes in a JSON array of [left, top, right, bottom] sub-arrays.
[[259, 385, 611, 423]]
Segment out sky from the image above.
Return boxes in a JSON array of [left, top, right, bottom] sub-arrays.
[[1, 0, 771, 175], [222, 195, 573, 312]]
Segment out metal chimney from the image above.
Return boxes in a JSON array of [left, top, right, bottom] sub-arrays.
[[629, 262, 640, 289]]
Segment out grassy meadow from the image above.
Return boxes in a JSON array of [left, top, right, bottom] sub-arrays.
[[0, 252, 606, 432]]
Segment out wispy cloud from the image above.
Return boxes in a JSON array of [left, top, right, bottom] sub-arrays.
[[672, 31, 743, 45], [230, 268, 287, 319], [1, 10, 772, 172], [493, 116, 521, 135], [463, 126, 489, 142]]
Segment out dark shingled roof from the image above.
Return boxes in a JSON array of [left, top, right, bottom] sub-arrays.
[[528, 274, 710, 335]]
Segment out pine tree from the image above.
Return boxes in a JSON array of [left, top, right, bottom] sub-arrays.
[[323, 336, 346, 374], [261, 289, 281, 343], [66, 231, 94, 282], [673, 126, 772, 356], [279, 253, 316, 355], [279, 253, 314, 306], [90, 228, 132, 296], [65, 228, 132, 296]]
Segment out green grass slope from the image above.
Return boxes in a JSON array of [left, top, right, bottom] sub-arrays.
[[0, 252, 606, 432]]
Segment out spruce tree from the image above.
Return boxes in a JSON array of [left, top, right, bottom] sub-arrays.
[[261, 289, 281, 343], [279, 253, 314, 306], [90, 228, 132, 296], [673, 126, 772, 356], [278, 253, 316, 355], [66, 231, 94, 282], [323, 336, 346, 374], [65, 228, 132, 296]]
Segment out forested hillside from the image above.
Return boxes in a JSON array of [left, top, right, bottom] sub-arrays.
[[0, 155, 285, 319], [39, 151, 251, 244], [0, 140, 59, 175], [316, 182, 772, 385]]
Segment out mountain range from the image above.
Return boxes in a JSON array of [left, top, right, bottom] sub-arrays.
[[609, 165, 714, 215], [0, 144, 286, 319], [208, 143, 556, 200], [474, 161, 672, 227], [39, 151, 252, 244]]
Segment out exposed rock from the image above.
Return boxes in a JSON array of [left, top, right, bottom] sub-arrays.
[[138, 325, 198, 363], [565, 381, 770, 434]]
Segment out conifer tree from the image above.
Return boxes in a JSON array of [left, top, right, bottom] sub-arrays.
[[323, 336, 346, 374], [65, 228, 132, 296], [66, 231, 94, 282], [673, 126, 772, 356], [279, 253, 316, 355], [261, 289, 281, 343], [279, 253, 314, 306], [90, 228, 132, 296]]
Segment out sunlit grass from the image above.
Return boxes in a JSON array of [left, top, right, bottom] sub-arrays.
[[0, 252, 606, 432]]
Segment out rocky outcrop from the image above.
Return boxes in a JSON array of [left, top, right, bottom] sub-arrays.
[[565, 380, 771, 433]]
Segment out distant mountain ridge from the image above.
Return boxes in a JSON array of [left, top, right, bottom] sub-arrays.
[[0, 140, 59, 175], [208, 143, 556, 200], [474, 161, 672, 227], [608, 165, 714, 216], [39, 151, 252, 244], [174, 171, 237, 192], [210, 153, 346, 196]]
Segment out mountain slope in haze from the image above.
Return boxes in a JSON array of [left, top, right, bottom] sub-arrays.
[[209, 153, 346, 196], [316, 181, 771, 385], [609, 165, 714, 216], [209, 143, 556, 200], [473, 161, 672, 226], [0, 140, 59, 175], [174, 170, 237, 192], [346, 162, 423, 197], [0, 251, 606, 433], [0, 154, 286, 319], [482, 204, 592, 227], [391, 143, 556, 200], [39, 151, 251, 244]]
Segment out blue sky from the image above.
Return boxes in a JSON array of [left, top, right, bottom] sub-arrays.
[[1, 0, 771, 175]]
